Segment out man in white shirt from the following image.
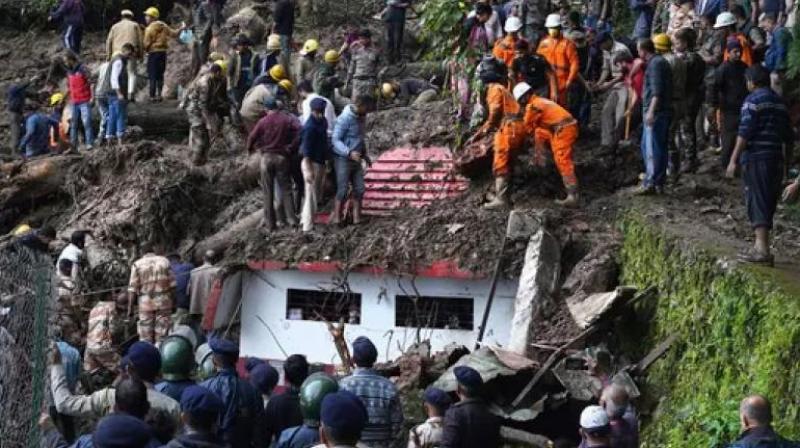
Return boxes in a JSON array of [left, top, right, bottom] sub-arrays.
[[298, 80, 336, 135]]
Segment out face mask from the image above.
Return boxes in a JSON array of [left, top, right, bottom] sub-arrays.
[[548, 28, 560, 38]]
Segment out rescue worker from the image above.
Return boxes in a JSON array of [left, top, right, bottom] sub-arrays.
[[163, 385, 226, 448], [510, 40, 551, 95], [227, 34, 259, 122], [715, 11, 753, 66], [255, 35, 282, 82], [318, 391, 370, 448], [276, 373, 340, 448], [241, 64, 288, 131], [296, 39, 319, 85], [195, 343, 216, 381], [249, 362, 280, 408], [246, 95, 301, 231], [49, 0, 85, 54], [188, 249, 223, 322], [264, 354, 308, 443], [441, 366, 500, 448], [53, 259, 84, 349], [346, 29, 383, 102], [190, 0, 214, 77], [656, 33, 687, 180], [18, 103, 52, 158], [331, 95, 375, 225], [106, 10, 143, 100], [155, 333, 197, 402], [313, 50, 343, 103], [143, 7, 183, 102], [182, 61, 227, 166], [673, 27, 706, 173], [64, 51, 94, 150], [340, 336, 404, 448], [514, 82, 580, 207], [537, 13, 580, 107], [408, 387, 451, 448], [472, 57, 526, 209], [106, 43, 135, 145], [492, 16, 527, 68], [128, 242, 176, 344], [725, 65, 793, 266], [380, 78, 439, 106], [731, 5, 767, 61], [637, 37, 672, 195], [200, 338, 264, 447], [82, 293, 126, 372], [50, 341, 182, 425]]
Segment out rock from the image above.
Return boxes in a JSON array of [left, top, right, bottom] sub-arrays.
[[560, 240, 620, 302]]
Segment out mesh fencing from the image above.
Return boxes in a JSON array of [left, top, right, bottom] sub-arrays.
[[0, 244, 54, 448]]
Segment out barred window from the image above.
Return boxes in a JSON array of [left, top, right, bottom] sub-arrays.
[[286, 288, 362, 324], [395, 295, 474, 330]]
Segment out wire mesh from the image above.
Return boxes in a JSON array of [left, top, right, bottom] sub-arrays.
[[0, 244, 54, 448]]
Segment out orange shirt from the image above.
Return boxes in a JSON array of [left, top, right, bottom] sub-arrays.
[[723, 33, 753, 66], [492, 35, 527, 68], [523, 95, 575, 131], [536, 36, 580, 88], [482, 83, 521, 131]]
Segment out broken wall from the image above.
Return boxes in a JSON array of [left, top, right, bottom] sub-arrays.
[[618, 213, 800, 446]]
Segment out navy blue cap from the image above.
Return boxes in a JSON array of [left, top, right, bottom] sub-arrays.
[[121, 341, 161, 381], [245, 357, 265, 373], [423, 387, 452, 410], [454, 366, 483, 389], [310, 97, 327, 112], [320, 390, 368, 435], [180, 385, 224, 418], [352, 336, 378, 366], [92, 414, 152, 448], [208, 337, 239, 356], [250, 362, 280, 395]]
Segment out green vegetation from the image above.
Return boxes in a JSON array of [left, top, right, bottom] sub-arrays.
[[619, 215, 800, 448], [418, 0, 469, 61]]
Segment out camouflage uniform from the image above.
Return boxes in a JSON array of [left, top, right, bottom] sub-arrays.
[[182, 71, 227, 165], [347, 43, 381, 102], [129, 253, 176, 344], [83, 301, 122, 372], [408, 417, 444, 448], [53, 273, 85, 349]]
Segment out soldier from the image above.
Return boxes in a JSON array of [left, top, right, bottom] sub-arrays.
[[128, 243, 176, 345], [408, 387, 452, 448], [346, 29, 383, 102], [53, 259, 85, 349], [319, 391, 369, 448], [155, 333, 197, 402], [83, 293, 127, 373], [277, 373, 340, 448], [200, 338, 265, 447], [182, 61, 228, 166], [313, 50, 343, 104]]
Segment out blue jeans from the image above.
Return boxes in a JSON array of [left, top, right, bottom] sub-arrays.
[[640, 113, 671, 187], [70, 102, 94, 147], [106, 95, 128, 139], [334, 156, 366, 201]]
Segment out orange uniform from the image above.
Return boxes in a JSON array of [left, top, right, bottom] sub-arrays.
[[523, 95, 578, 187], [481, 83, 526, 176], [536, 36, 580, 106], [723, 33, 753, 66], [492, 35, 527, 68]]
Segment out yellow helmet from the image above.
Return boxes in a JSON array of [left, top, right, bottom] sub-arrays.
[[381, 82, 396, 99], [324, 50, 340, 64], [278, 79, 294, 93], [266, 34, 281, 51], [11, 224, 31, 236], [653, 33, 671, 52], [300, 39, 319, 55], [269, 64, 287, 82], [208, 51, 225, 62], [144, 7, 160, 18], [50, 92, 65, 106], [213, 60, 228, 75]]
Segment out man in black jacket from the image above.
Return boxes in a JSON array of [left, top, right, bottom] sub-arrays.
[[264, 354, 309, 444], [441, 366, 500, 448], [727, 395, 799, 448]]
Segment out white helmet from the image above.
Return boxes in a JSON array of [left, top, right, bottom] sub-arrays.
[[580, 405, 610, 430], [714, 11, 737, 28], [545, 13, 562, 28], [512, 82, 532, 101], [504, 16, 523, 33]]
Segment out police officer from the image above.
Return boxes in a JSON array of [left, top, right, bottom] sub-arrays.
[[249, 362, 280, 408], [277, 373, 340, 448], [93, 414, 154, 448], [195, 342, 216, 381], [441, 366, 500, 448], [163, 385, 226, 448], [200, 338, 265, 448], [156, 333, 197, 402], [408, 387, 452, 448], [319, 390, 370, 448]]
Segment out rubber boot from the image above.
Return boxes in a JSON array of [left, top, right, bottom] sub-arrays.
[[352, 199, 363, 225], [329, 200, 343, 225], [484, 176, 510, 209], [556, 184, 580, 207]]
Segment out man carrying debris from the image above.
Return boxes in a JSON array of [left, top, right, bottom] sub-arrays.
[[188, 250, 222, 321], [182, 61, 227, 165], [346, 29, 383, 102], [537, 13, 579, 107], [106, 10, 143, 101], [128, 243, 176, 344], [331, 95, 375, 225], [240, 64, 288, 132], [18, 103, 53, 158], [725, 65, 793, 266], [408, 387, 451, 448], [727, 395, 799, 447], [246, 96, 302, 231], [276, 373, 339, 448], [441, 366, 500, 448], [143, 7, 184, 102], [340, 337, 404, 448], [83, 293, 126, 373]]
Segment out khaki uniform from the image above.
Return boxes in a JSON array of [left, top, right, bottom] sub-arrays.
[[240, 83, 278, 130], [128, 253, 175, 344], [183, 71, 226, 165], [83, 301, 122, 372], [295, 55, 317, 85], [106, 18, 144, 97], [408, 417, 444, 448], [52, 273, 85, 349], [347, 44, 381, 101]]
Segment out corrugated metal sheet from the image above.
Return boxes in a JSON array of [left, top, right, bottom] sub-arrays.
[[362, 146, 470, 215]]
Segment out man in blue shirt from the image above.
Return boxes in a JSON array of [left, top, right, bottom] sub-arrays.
[[19, 105, 53, 158], [759, 13, 792, 97], [629, 0, 655, 39], [637, 36, 672, 195], [300, 97, 330, 233], [725, 65, 793, 266], [167, 253, 194, 323], [331, 95, 374, 225]]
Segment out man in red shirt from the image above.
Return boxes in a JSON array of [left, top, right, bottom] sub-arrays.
[[64, 51, 94, 150], [246, 97, 302, 231]]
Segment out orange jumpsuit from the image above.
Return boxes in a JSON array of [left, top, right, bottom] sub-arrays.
[[523, 96, 579, 187], [481, 83, 526, 177], [723, 32, 753, 66], [536, 35, 580, 107], [492, 35, 527, 68]]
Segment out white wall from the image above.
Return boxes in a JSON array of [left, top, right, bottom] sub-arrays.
[[239, 270, 519, 364]]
